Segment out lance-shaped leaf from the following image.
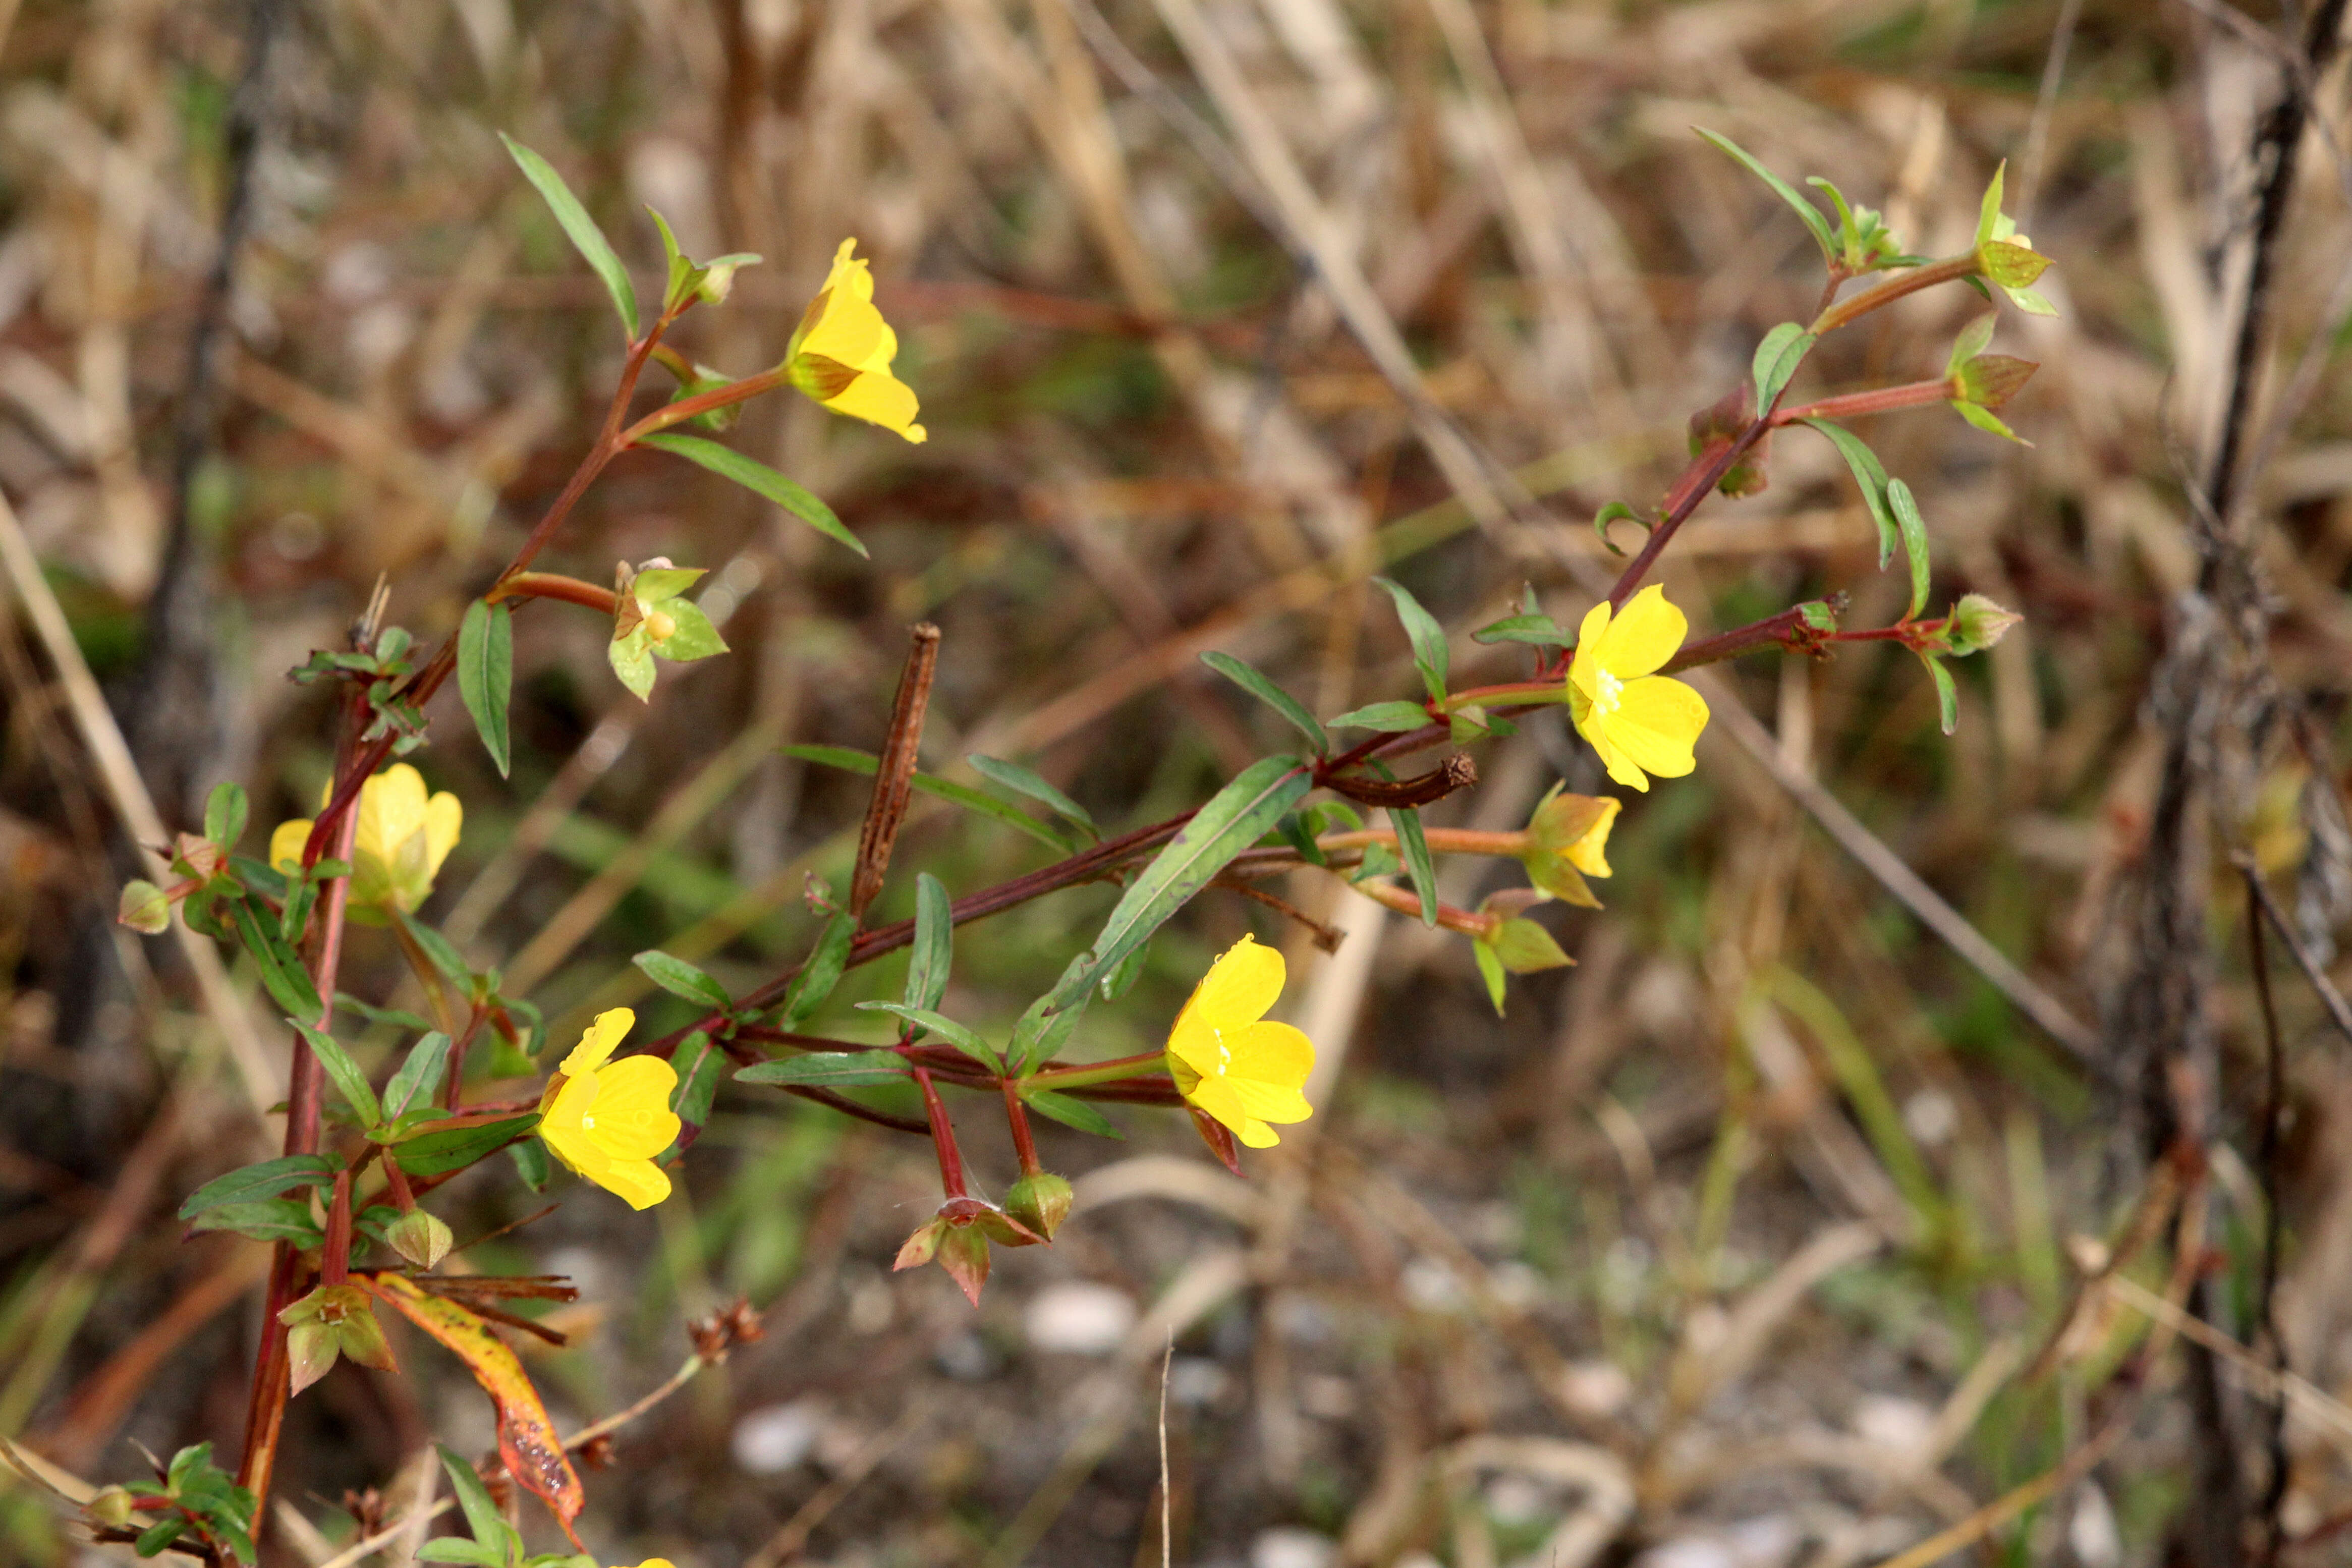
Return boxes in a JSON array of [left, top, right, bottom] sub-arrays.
[[393, 1115, 540, 1177], [188, 1199, 326, 1246], [381, 1032, 453, 1123], [1199, 651, 1327, 755], [499, 133, 638, 340], [636, 432, 865, 557], [232, 895, 321, 1021], [858, 1002, 1002, 1072], [1921, 651, 1959, 736], [968, 755, 1098, 838], [1801, 418, 1902, 570], [1472, 611, 1574, 647], [204, 781, 248, 853], [1696, 129, 1836, 262], [1372, 577, 1449, 701], [178, 1154, 341, 1219], [1327, 701, 1433, 733], [777, 911, 856, 1028], [294, 1023, 382, 1129], [1023, 1089, 1124, 1139], [1391, 805, 1437, 926], [367, 1275, 585, 1536], [1751, 322, 1815, 409], [1886, 477, 1932, 620], [1059, 757, 1312, 1004], [633, 949, 731, 1010], [735, 1049, 913, 1087], [668, 1032, 725, 1135], [905, 872, 953, 1012], [456, 600, 514, 778]]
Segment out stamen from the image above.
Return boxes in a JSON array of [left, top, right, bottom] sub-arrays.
[[1593, 668, 1626, 716]]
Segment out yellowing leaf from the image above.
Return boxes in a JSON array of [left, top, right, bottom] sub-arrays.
[[365, 1274, 585, 1538]]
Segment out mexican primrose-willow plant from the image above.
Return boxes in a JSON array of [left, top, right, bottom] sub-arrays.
[[87, 133, 2043, 1564]]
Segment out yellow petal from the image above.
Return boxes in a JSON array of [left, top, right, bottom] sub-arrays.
[[423, 791, 462, 881], [822, 369, 926, 442], [357, 765, 430, 868], [588, 1155, 674, 1211], [1568, 599, 1612, 701], [1577, 712, 1653, 793], [1225, 1020, 1313, 1090], [1605, 677, 1709, 781], [1169, 935, 1285, 1067], [560, 1008, 635, 1077], [1596, 585, 1687, 680], [1564, 798, 1621, 878], [800, 243, 887, 369], [269, 819, 312, 875], [1180, 1074, 1253, 1137], [581, 1056, 681, 1161], [538, 1074, 603, 1171], [1227, 1076, 1313, 1124], [1234, 1117, 1281, 1148]]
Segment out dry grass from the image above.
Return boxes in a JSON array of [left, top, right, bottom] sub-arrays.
[[5, 0, 2352, 1564]]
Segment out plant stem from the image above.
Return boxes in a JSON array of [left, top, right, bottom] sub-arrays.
[[1345, 873, 1494, 935], [617, 366, 788, 445], [319, 1171, 352, 1289], [1317, 827, 1526, 857], [1002, 1079, 1042, 1177], [916, 1071, 967, 1197], [1773, 379, 1952, 426], [1025, 1050, 1168, 1091], [491, 572, 620, 615], [1809, 253, 1977, 335]]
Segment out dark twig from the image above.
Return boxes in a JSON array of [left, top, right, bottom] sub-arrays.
[[2244, 859, 2293, 1568], [2239, 851, 2352, 1047], [852, 625, 942, 922]]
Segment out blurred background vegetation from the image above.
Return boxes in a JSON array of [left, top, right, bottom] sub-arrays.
[[5, 0, 2352, 1564]]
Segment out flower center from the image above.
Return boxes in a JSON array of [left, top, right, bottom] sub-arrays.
[[1592, 667, 1626, 716], [645, 608, 678, 644], [1211, 1026, 1231, 1076], [581, 1114, 596, 1130]]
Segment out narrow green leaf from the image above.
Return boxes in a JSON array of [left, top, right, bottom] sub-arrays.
[[777, 911, 856, 1029], [396, 912, 474, 985], [337, 994, 433, 1034], [1473, 940, 1507, 1016], [1800, 418, 1900, 569], [1975, 160, 2007, 249], [1922, 653, 1958, 736], [1954, 400, 2028, 444], [1013, 955, 1092, 1073], [968, 755, 1098, 837], [1326, 701, 1432, 733], [456, 600, 514, 778], [415, 1541, 507, 1567], [1886, 477, 1931, 619], [187, 1199, 324, 1246], [735, 1049, 912, 1087], [857, 1002, 1001, 1072], [1371, 577, 1449, 701], [781, 745, 1077, 852], [1471, 613, 1574, 647], [394, 1116, 539, 1177], [178, 1154, 340, 1219], [381, 1032, 452, 1122], [1390, 805, 1437, 926], [1695, 128, 1836, 262], [204, 782, 248, 852], [1751, 322, 1815, 409], [434, 1445, 510, 1553], [294, 1023, 381, 1128], [509, 1138, 552, 1192], [1098, 938, 1151, 1001], [636, 432, 866, 557], [905, 873, 953, 1012], [1591, 500, 1646, 556], [669, 1032, 723, 1129], [1023, 1089, 1124, 1139], [632, 949, 731, 1010], [499, 133, 639, 339], [135, 1518, 188, 1557], [1199, 651, 1327, 754], [1061, 756, 1312, 1004], [230, 897, 321, 1022]]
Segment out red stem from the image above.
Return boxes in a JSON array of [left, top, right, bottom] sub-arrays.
[[319, 1171, 353, 1289], [1772, 379, 1953, 426], [1003, 1079, 1043, 1177], [491, 572, 620, 615], [916, 1070, 968, 1197]]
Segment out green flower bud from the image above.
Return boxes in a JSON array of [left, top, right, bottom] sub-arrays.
[[386, 1209, 454, 1271], [1004, 1172, 1074, 1241], [118, 879, 171, 935], [1947, 593, 2023, 656], [86, 1487, 137, 1530]]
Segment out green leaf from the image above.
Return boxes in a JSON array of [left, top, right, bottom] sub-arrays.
[[857, 1002, 1001, 1072], [499, 133, 639, 339], [416, 1542, 508, 1567], [1954, 400, 2027, 444], [905, 873, 953, 1012], [735, 1049, 912, 1087], [397, 912, 474, 985], [1801, 418, 1900, 570], [1922, 652, 1958, 736], [135, 1518, 187, 1557], [178, 1154, 340, 1219], [1591, 500, 1647, 557], [1098, 938, 1151, 1002], [969, 755, 1098, 837], [777, 911, 856, 1029], [1023, 1089, 1124, 1139], [781, 745, 1078, 853], [1696, 128, 1836, 262], [204, 782, 248, 852], [1277, 811, 1326, 868], [1199, 651, 1327, 755], [669, 1032, 724, 1129], [1471, 612, 1574, 647], [434, 1444, 513, 1556], [231, 896, 322, 1021], [632, 949, 731, 1010], [337, 994, 433, 1033], [650, 599, 727, 663], [1472, 939, 1507, 1015], [1886, 477, 1931, 619], [1326, 701, 1432, 733], [395, 1116, 539, 1177], [1751, 322, 1815, 409], [1013, 955, 1092, 1072], [635, 432, 866, 557], [509, 1137, 551, 1192], [456, 600, 514, 778], [381, 1032, 453, 1122], [1372, 577, 1449, 701], [1946, 312, 1997, 379], [188, 1198, 325, 1246], [1390, 805, 1438, 926], [1062, 756, 1311, 1004], [1975, 160, 2007, 249], [294, 1023, 382, 1129]]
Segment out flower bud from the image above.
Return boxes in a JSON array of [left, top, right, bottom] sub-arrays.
[[387, 1209, 454, 1271], [286, 1320, 340, 1396], [86, 1487, 136, 1530], [1956, 354, 2037, 412], [118, 879, 171, 934], [1003, 1172, 1074, 1241], [279, 1283, 398, 1393], [171, 832, 225, 881], [1947, 593, 2024, 655]]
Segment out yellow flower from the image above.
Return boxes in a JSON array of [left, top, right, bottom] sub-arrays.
[[269, 763, 461, 918], [537, 1009, 681, 1210], [1164, 935, 1314, 1150], [1566, 586, 1710, 792], [785, 239, 926, 442], [1522, 787, 1620, 908]]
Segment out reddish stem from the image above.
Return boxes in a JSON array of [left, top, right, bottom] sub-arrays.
[[491, 572, 621, 615], [1002, 1079, 1043, 1178], [916, 1070, 968, 1198], [381, 1152, 417, 1214], [319, 1171, 353, 1289], [618, 366, 788, 445], [1772, 379, 1953, 426]]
